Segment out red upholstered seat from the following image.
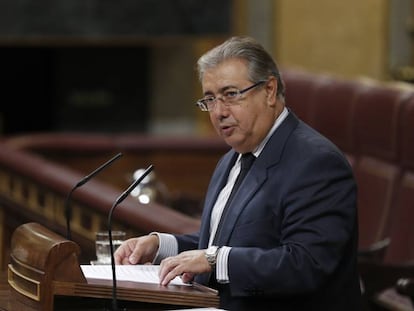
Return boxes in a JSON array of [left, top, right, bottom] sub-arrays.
[[383, 172, 414, 263], [310, 77, 368, 167], [360, 95, 414, 310], [399, 93, 414, 172], [383, 94, 414, 263], [352, 84, 408, 251], [283, 68, 331, 127]]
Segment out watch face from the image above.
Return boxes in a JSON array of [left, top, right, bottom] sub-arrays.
[[207, 246, 217, 255], [205, 246, 218, 266]]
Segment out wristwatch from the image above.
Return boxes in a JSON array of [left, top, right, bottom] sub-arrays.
[[204, 246, 220, 267]]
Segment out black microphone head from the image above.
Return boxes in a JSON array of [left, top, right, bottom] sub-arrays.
[[65, 152, 123, 240]]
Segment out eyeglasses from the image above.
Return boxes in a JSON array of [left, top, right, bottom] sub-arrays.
[[195, 80, 266, 112]]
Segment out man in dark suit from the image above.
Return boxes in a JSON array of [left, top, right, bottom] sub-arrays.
[[115, 36, 362, 310]]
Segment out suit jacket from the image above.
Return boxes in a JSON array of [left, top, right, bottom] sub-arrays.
[[175, 111, 362, 310]]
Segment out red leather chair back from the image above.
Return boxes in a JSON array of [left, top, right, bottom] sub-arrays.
[[353, 84, 407, 250], [384, 94, 414, 263]]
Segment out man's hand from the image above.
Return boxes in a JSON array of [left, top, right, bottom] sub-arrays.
[[114, 234, 159, 265], [158, 249, 211, 286]]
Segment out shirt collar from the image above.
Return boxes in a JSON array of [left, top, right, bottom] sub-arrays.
[[251, 107, 289, 158]]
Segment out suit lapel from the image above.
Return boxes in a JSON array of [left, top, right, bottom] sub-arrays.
[[213, 160, 266, 246], [198, 152, 238, 248], [212, 111, 300, 246]]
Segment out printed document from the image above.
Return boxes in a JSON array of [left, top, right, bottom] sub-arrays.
[[81, 264, 190, 286]]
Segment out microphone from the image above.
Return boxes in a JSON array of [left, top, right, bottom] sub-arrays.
[[108, 164, 154, 311], [65, 152, 123, 240]]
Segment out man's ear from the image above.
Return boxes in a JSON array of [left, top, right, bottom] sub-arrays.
[[266, 77, 278, 107]]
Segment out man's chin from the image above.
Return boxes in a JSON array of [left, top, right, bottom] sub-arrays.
[[223, 138, 244, 152]]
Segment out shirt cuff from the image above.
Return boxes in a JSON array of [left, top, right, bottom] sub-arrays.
[[149, 232, 178, 264], [216, 246, 231, 283]]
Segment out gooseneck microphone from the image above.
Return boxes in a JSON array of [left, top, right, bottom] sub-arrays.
[[65, 152, 123, 240], [108, 164, 154, 311]]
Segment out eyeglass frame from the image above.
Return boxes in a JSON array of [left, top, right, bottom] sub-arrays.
[[195, 80, 266, 112]]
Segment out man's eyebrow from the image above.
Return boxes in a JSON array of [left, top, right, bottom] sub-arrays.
[[203, 85, 238, 96]]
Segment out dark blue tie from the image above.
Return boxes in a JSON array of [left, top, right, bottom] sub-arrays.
[[213, 152, 256, 244]]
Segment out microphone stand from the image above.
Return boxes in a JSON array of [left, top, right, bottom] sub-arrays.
[[108, 164, 154, 311], [65, 152, 123, 240]]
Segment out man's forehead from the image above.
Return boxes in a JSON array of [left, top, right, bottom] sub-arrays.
[[202, 60, 249, 89]]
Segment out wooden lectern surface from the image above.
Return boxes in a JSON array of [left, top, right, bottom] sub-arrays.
[[1, 272, 219, 311], [2, 269, 221, 311]]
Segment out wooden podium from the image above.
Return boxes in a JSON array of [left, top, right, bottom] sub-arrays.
[[7, 223, 219, 311]]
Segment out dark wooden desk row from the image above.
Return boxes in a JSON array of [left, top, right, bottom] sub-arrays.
[[0, 134, 229, 270]]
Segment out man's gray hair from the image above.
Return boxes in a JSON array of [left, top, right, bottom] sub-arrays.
[[197, 36, 285, 100]]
